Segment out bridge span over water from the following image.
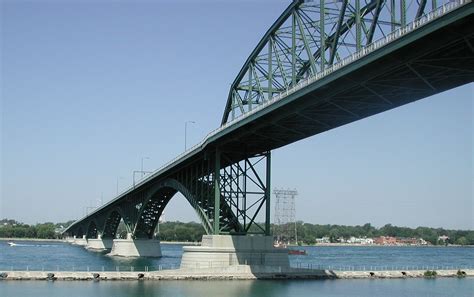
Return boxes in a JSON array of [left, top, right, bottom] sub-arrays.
[[64, 0, 473, 267]]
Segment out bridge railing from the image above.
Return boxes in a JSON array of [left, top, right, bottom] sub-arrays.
[[124, 0, 470, 200], [3, 263, 473, 272]]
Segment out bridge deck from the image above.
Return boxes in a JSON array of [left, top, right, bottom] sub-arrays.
[[65, 2, 473, 233]]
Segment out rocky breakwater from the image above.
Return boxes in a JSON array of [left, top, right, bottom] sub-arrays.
[[1, 267, 473, 281]]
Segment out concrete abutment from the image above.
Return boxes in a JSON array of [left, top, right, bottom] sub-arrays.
[[180, 235, 289, 269], [107, 234, 162, 257], [72, 235, 88, 246], [86, 237, 113, 251]]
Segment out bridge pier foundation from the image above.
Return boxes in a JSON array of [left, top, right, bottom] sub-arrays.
[[86, 235, 113, 251], [108, 234, 162, 257], [180, 235, 289, 269], [73, 235, 88, 246]]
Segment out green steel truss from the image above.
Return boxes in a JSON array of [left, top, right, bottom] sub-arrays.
[[67, 151, 272, 239], [64, 0, 473, 240], [221, 0, 448, 125]]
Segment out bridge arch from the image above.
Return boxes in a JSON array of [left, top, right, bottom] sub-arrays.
[[101, 208, 126, 239], [86, 220, 98, 239], [133, 178, 212, 239], [76, 226, 85, 237]]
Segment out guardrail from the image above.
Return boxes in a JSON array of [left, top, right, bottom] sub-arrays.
[[293, 263, 474, 271], [2, 263, 473, 272], [68, 0, 470, 226], [132, 0, 470, 189]]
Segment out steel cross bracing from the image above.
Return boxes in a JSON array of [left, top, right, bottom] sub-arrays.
[[221, 0, 462, 124], [66, 151, 272, 239], [64, 0, 473, 239]]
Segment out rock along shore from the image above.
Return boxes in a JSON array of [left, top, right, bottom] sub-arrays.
[[1, 267, 473, 281]]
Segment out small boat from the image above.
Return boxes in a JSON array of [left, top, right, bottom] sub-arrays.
[[7, 242, 17, 246], [288, 249, 307, 255]]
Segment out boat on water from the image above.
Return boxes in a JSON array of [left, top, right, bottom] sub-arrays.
[[288, 249, 307, 255], [7, 242, 17, 246]]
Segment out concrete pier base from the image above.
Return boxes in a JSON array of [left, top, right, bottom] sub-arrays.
[[108, 238, 162, 257], [73, 235, 88, 246], [180, 235, 289, 269], [86, 238, 113, 251]]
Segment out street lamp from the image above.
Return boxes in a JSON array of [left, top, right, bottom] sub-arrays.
[[184, 121, 195, 150], [141, 156, 150, 177], [116, 176, 124, 195], [133, 170, 152, 187]]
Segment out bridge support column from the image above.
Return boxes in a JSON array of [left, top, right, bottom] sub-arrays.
[[180, 235, 289, 269], [73, 235, 88, 246], [86, 235, 113, 251], [108, 234, 162, 257]]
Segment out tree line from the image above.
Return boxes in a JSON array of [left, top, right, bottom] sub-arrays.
[[0, 219, 74, 239], [291, 222, 474, 245], [1, 219, 473, 245]]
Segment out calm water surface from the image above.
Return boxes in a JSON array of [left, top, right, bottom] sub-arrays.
[[0, 240, 472, 271], [1, 240, 473, 296], [1, 279, 473, 297]]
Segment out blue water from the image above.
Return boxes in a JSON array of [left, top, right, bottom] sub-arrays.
[[0, 240, 183, 271], [1, 240, 473, 296], [1, 279, 473, 297], [0, 240, 473, 271], [292, 245, 474, 270]]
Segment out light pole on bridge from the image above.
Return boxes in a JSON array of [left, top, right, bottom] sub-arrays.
[[184, 121, 195, 151], [141, 156, 150, 177], [116, 176, 124, 195]]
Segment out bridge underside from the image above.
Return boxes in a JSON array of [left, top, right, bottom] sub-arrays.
[[217, 14, 474, 156], [64, 3, 473, 245], [65, 151, 272, 240]]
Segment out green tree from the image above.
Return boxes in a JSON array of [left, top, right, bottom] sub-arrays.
[[455, 237, 468, 245]]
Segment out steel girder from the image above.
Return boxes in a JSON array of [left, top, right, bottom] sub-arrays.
[[221, 0, 453, 125]]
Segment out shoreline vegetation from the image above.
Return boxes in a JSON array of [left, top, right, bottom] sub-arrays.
[[1, 219, 473, 246], [1, 238, 472, 247]]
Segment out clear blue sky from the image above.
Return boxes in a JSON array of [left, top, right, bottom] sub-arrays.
[[1, 0, 472, 230]]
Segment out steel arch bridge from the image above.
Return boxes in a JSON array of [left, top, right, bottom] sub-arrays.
[[64, 0, 473, 240]]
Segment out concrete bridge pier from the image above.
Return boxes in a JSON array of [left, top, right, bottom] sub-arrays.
[[86, 235, 113, 251], [73, 235, 88, 246], [107, 233, 162, 257], [180, 235, 289, 269]]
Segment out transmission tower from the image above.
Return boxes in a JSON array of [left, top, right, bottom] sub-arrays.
[[273, 188, 298, 245]]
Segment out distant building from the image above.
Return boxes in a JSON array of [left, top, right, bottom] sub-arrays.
[[438, 235, 449, 242], [315, 237, 330, 244], [346, 236, 374, 245], [374, 236, 429, 246], [397, 237, 428, 246], [374, 236, 397, 245]]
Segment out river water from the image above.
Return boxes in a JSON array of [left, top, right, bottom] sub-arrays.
[[1, 240, 473, 296], [0, 240, 472, 271], [1, 279, 474, 297]]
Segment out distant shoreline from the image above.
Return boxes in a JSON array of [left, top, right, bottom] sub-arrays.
[[305, 243, 474, 248], [0, 238, 200, 245], [0, 238, 472, 247], [0, 238, 63, 242]]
